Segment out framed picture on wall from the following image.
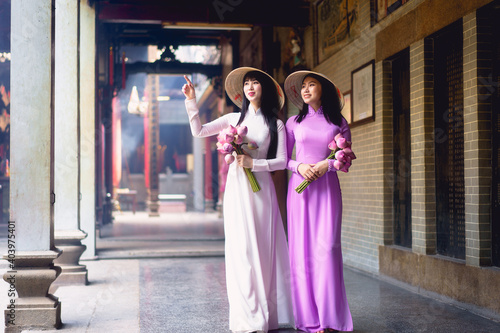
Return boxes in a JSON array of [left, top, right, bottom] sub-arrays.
[[351, 60, 375, 126], [314, 0, 360, 64], [342, 91, 351, 124], [371, 0, 412, 25]]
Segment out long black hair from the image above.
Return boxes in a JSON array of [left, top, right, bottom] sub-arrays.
[[295, 74, 343, 126], [237, 71, 280, 159]]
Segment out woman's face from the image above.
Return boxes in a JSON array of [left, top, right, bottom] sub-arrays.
[[243, 77, 262, 107], [301, 76, 322, 108]]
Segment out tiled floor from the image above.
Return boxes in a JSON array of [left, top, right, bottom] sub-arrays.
[[1, 212, 500, 332]]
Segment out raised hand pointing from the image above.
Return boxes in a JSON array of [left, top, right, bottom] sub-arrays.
[[182, 75, 196, 100]]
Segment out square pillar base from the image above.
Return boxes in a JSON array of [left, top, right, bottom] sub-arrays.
[[5, 303, 61, 332], [50, 269, 88, 293]]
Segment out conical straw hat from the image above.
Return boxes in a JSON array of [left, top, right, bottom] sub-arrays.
[[284, 70, 344, 110], [225, 67, 285, 110]]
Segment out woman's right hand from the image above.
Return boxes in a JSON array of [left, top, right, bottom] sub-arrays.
[[298, 163, 319, 182], [182, 75, 196, 100]]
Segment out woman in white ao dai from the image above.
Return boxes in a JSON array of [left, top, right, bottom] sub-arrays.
[[182, 67, 294, 333]]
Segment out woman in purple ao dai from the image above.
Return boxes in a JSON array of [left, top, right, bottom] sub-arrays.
[[283, 71, 353, 333]]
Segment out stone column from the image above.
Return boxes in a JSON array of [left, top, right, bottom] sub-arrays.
[[204, 137, 215, 212], [379, 60, 394, 245], [3, 0, 62, 330], [463, 12, 492, 267], [409, 39, 437, 255], [52, 0, 88, 285], [146, 73, 160, 216], [193, 137, 205, 212], [79, 0, 96, 259]]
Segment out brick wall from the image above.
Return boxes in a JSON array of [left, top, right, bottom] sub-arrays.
[[310, 0, 427, 273], [463, 11, 493, 266], [274, 0, 496, 274], [409, 38, 436, 255]]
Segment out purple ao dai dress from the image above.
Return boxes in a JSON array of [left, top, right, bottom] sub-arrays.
[[285, 105, 353, 332]]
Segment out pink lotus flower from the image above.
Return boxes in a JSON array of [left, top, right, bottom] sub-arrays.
[[217, 133, 225, 144], [234, 135, 244, 145], [335, 133, 351, 149], [328, 139, 338, 151], [340, 161, 351, 173], [222, 143, 234, 154], [246, 141, 259, 150], [335, 150, 346, 162], [222, 132, 234, 143], [216, 124, 261, 192], [295, 132, 356, 193], [216, 142, 224, 152], [227, 125, 238, 135], [237, 125, 248, 137], [343, 147, 356, 159], [336, 137, 348, 149], [334, 160, 345, 170], [225, 154, 235, 164]]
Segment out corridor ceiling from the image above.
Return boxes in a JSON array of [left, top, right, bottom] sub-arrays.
[[96, 0, 310, 47]]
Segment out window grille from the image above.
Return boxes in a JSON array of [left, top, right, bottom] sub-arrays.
[[391, 48, 412, 248], [433, 21, 465, 260]]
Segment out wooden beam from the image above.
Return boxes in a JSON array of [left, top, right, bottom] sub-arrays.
[[376, 0, 494, 61], [111, 24, 224, 46], [123, 61, 222, 77], [98, 1, 310, 27]]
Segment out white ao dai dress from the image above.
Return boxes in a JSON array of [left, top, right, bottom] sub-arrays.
[[185, 99, 294, 333]]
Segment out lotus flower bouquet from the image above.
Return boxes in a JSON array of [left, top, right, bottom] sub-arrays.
[[295, 133, 356, 194], [217, 125, 261, 192]]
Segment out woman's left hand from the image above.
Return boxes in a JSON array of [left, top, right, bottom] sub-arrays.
[[311, 160, 329, 178], [236, 154, 253, 169], [182, 75, 196, 100]]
